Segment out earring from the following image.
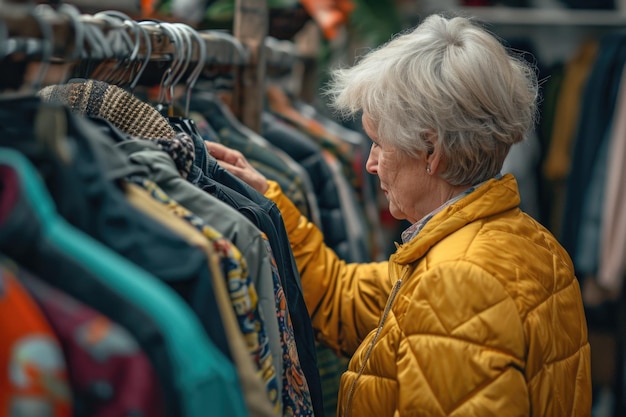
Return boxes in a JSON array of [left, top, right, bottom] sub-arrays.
[[426, 165, 431, 174]]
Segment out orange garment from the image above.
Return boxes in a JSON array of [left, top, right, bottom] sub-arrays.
[[299, 0, 355, 40], [0, 264, 72, 416], [140, 0, 159, 18]]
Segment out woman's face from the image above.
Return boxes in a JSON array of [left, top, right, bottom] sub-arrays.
[[363, 115, 429, 224]]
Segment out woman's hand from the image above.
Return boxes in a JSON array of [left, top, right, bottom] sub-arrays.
[[205, 141, 269, 194]]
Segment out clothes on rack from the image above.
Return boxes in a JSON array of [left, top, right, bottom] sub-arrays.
[[186, 82, 384, 417], [264, 84, 375, 263], [0, 141, 247, 417], [36, 80, 298, 414], [527, 29, 626, 417], [19, 271, 166, 417], [542, 33, 626, 302], [1, 7, 391, 417], [188, 92, 314, 221]]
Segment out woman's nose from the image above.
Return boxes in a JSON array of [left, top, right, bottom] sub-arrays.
[[366, 144, 379, 174]]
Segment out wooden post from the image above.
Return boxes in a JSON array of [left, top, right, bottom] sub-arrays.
[[233, 0, 267, 133]]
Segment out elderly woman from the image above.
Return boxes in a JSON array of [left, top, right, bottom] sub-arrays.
[[206, 13, 591, 417]]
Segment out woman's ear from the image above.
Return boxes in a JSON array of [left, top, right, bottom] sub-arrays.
[[424, 132, 442, 175]]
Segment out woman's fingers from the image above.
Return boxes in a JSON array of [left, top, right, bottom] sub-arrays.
[[205, 140, 269, 194], [205, 141, 246, 166]]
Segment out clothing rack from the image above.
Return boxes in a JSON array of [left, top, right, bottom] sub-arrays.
[[0, 2, 264, 130], [0, 4, 387, 417]]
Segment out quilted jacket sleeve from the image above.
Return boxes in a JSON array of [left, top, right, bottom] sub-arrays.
[[395, 260, 530, 416], [265, 180, 390, 356]]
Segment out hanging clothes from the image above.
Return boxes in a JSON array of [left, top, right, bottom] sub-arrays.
[[0, 144, 248, 417], [132, 176, 281, 415], [543, 40, 599, 183], [189, 91, 314, 221], [265, 84, 372, 263], [39, 77, 321, 417], [0, 7, 397, 416], [186, 148, 325, 417], [261, 111, 354, 262], [124, 180, 278, 417], [28, 92, 235, 362], [114, 138, 286, 384], [19, 271, 165, 417], [560, 33, 626, 263]]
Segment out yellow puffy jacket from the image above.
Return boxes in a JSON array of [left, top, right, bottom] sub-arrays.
[[265, 173, 591, 417]]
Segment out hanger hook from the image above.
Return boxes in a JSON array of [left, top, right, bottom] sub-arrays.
[[85, 14, 121, 83], [159, 22, 182, 106], [129, 20, 151, 92], [95, 10, 141, 87], [108, 15, 135, 86], [57, 3, 84, 62], [201, 30, 249, 66], [80, 16, 113, 81], [178, 24, 206, 117], [138, 21, 181, 108], [168, 23, 193, 104]]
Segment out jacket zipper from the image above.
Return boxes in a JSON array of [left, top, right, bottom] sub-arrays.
[[342, 273, 405, 417]]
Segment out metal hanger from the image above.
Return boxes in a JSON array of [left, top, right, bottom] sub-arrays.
[[128, 19, 151, 92], [160, 22, 184, 110], [92, 12, 132, 86], [93, 12, 135, 85], [177, 23, 206, 118], [80, 15, 116, 81], [56, 3, 85, 63], [137, 21, 183, 113], [165, 23, 208, 138], [95, 11, 145, 88], [166, 22, 192, 105]]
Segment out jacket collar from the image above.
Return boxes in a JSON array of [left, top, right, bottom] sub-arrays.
[[390, 173, 521, 265]]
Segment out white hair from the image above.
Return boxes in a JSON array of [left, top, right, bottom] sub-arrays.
[[326, 14, 539, 185]]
